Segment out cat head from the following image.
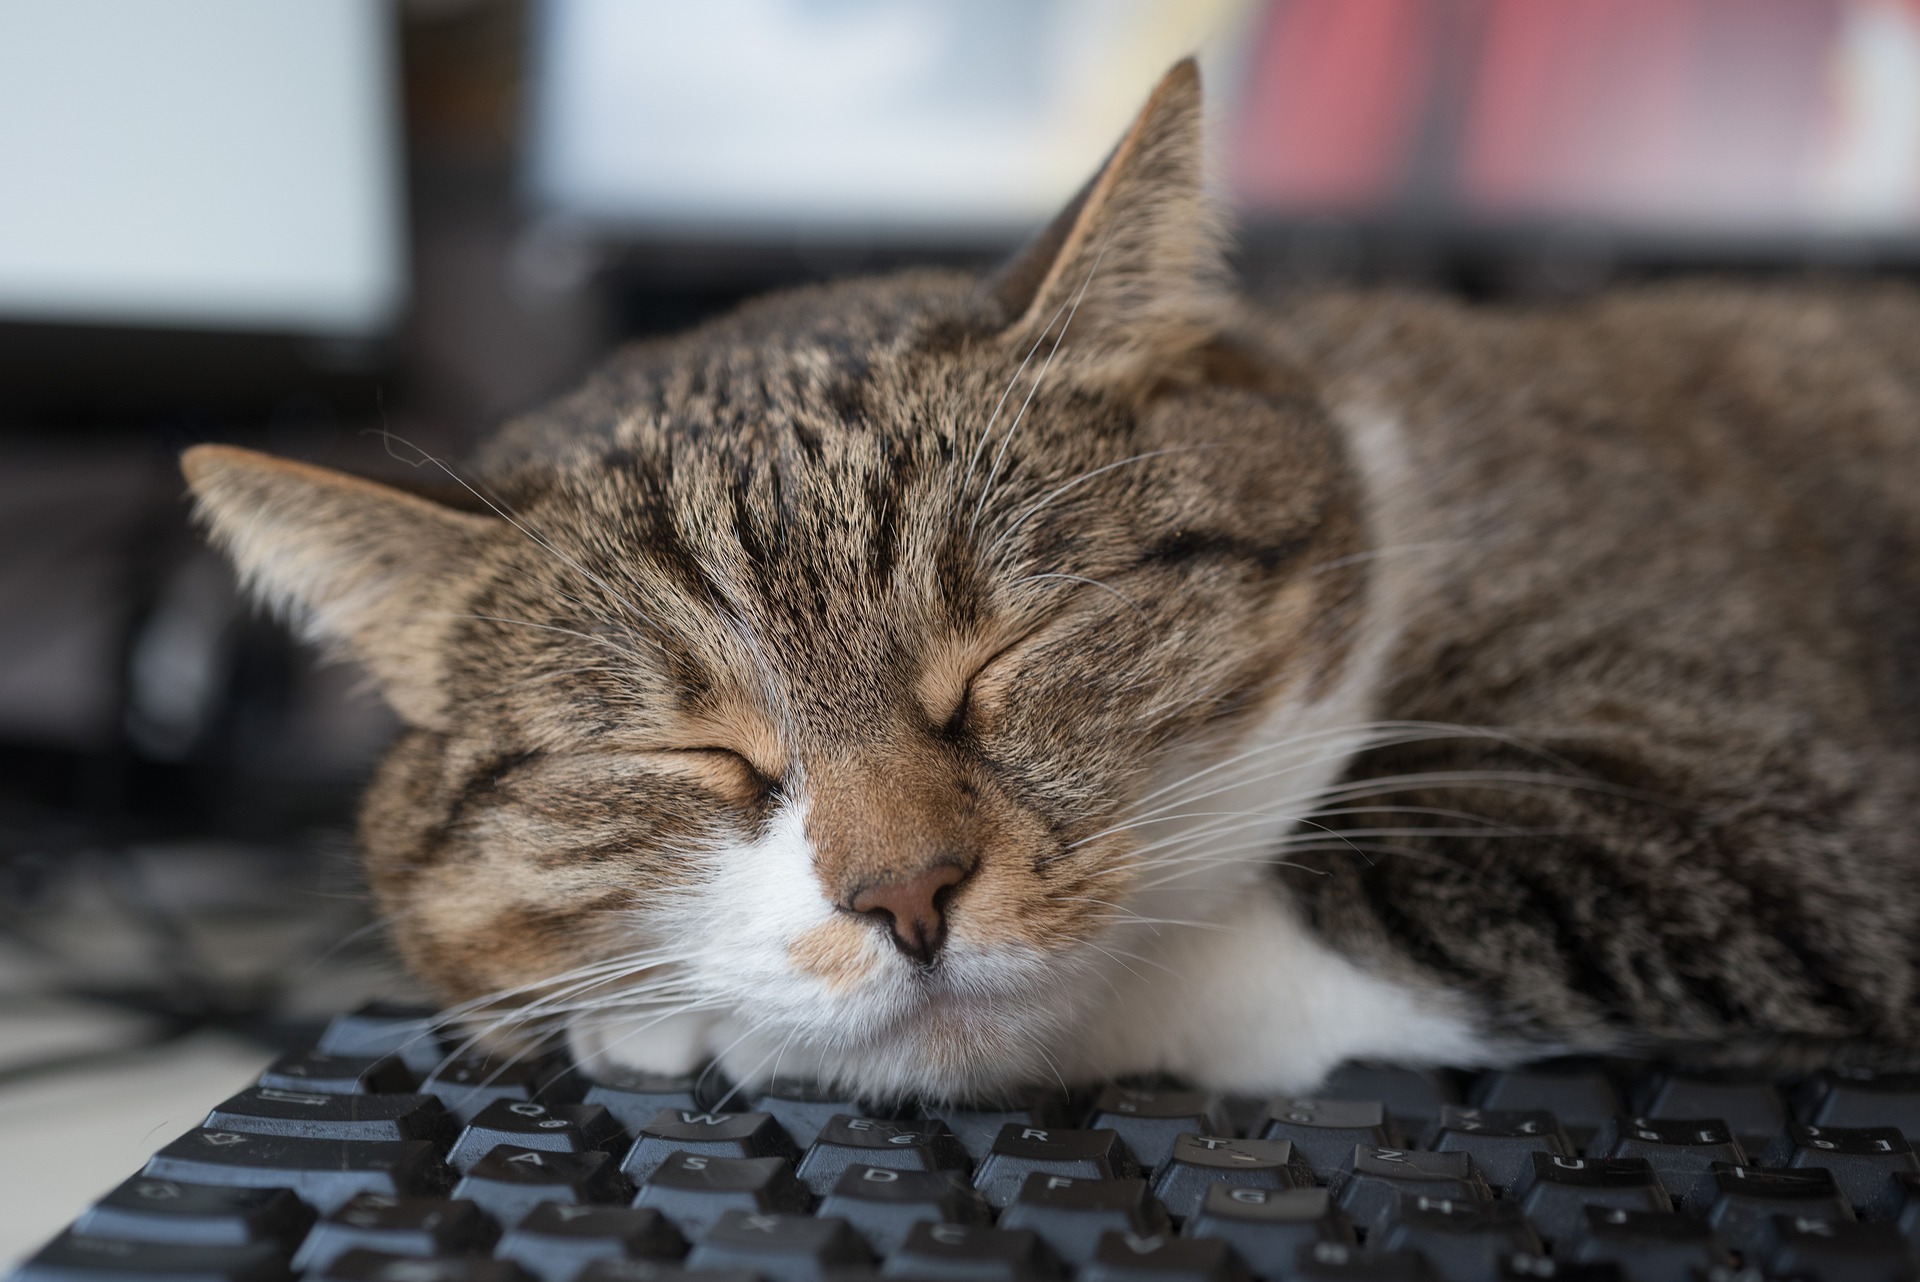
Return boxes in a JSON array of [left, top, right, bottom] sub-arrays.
[[185, 62, 1378, 1098]]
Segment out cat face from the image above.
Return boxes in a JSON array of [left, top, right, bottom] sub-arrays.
[[186, 63, 1378, 1097]]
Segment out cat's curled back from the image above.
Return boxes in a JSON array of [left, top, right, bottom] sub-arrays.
[[184, 62, 1920, 1098]]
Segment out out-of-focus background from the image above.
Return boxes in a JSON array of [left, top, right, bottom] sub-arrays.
[[3, 0, 1919, 1260]]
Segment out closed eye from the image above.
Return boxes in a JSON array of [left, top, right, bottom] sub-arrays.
[[655, 747, 783, 800]]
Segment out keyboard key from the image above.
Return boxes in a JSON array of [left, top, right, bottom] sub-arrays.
[[1495, 1258, 1622, 1281], [423, 1055, 578, 1125], [1511, 1154, 1671, 1244], [311, 1250, 535, 1282], [1152, 1135, 1307, 1222], [1768, 1217, 1918, 1282], [1787, 1122, 1920, 1219], [317, 1003, 447, 1075], [1375, 1199, 1540, 1282], [447, 1100, 624, 1171], [1704, 1163, 1854, 1257], [880, 1222, 1065, 1282], [1589, 1116, 1746, 1208], [816, 1166, 991, 1255], [1639, 1074, 1790, 1163], [12, 1233, 293, 1282], [72, 1177, 314, 1248], [1428, 1107, 1571, 1195], [452, 1146, 630, 1226], [1182, 1186, 1354, 1271], [289, 1194, 498, 1272], [495, 1203, 686, 1282], [1800, 1068, 1920, 1137], [143, 1130, 452, 1213], [749, 1081, 871, 1149], [972, 1126, 1139, 1209], [1898, 1171, 1920, 1247], [581, 1069, 708, 1133], [1259, 1101, 1391, 1180], [622, 1108, 798, 1181], [1319, 1064, 1461, 1139], [1569, 1208, 1733, 1282], [633, 1153, 811, 1238], [1335, 1149, 1490, 1238], [259, 1051, 417, 1095], [684, 1211, 872, 1282], [1471, 1065, 1620, 1153], [205, 1087, 453, 1144], [1086, 1087, 1229, 1172], [925, 1097, 1069, 1163], [1080, 1229, 1250, 1282], [996, 1176, 1171, 1267], [579, 1266, 761, 1282], [1290, 1242, 1438, 1280], [793, 1114, 970, 1195]]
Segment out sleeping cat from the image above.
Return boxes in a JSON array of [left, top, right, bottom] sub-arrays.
[[185, 61, 1920, 1100]]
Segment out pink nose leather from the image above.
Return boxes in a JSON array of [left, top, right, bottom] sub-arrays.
[[849, 862, 970, 965]]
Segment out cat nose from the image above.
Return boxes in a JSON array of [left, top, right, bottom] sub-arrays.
[[848, 861, 971, 966]]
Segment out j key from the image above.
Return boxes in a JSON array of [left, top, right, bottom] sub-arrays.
[[1319, 1064, 1461, 1138], [997, 1176, 1171, 1267], [72, 1177, 314, 1248], [1590, 1116, 1746, 1208], [750, 1080, 871, 1149], [1472, 1066, 1621, 1152], [1800, 1068, 1920, 1137], [1335, 1149, 1490, 1237], [144, 1130, 451, 1213], [880, 1222, 1066, 1282], [927, 1096, 1069, 1163], [1705, 1163, 1853, 1257], [318, 1003, 447, 1074], [12, 1233, 294, 1282], [290, 1194, 498, 1272], [312, 1249, 535, 1282], [1375, 1199, 1541, 1282], [1639, 1074, 1790, 1162], [1182, 1186, 1355, 1270], [794, 1114, 971, 1195], [495, 1203, 686, 1282], [1260, 1100, 1392, 1180], [423, 1055, 577, 1125], [684, 1211, 873, 1282], [452, 1145, 630, 1226], [1768, 1217, 1918, 1282], [622, 1108, 797, 1181], [205, 1087, 453, 1144], [1290, 1242, 1439, 1280], [581, 1068, 707, 1133], [1153, 1135, 1306, 1222], [1512, 1155, 1671, 1243], [817, 1165, 992, 1255], [258, 1051, 416, 1096], [1569, 1208, 1734, 1282], [1787, 1122, 1920, 1219], [1079, 1229, 1250, 1282], [447, 1100, 624, 1171], [1086, 1087, 1229, 1172], [579, 1266, 761, 1282], [972, 1125, 1139, 1209], [1429, 1107, 1571, 1195], [633, 1153, 812, 1238]]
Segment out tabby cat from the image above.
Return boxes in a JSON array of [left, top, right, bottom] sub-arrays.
[[185, 62, 1920, 1099]]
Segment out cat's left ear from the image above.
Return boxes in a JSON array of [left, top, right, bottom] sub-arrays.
[[982, 58, 1226, 382]]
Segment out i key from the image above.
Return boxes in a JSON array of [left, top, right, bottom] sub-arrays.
[[1511, 1154, 1670, 1244], [446, 1100, 624, 1172], [1086, 1087, 1229, 1173], [1152, 1135, 1306, 1223], [880, 1222, 1066, 1282], [1786, 1121, 1920, 1219], [205, 1087, 452, 1145], [452, 1145, 630, 1226], [996, 1176, 1171, 1268], [143, 1129, 452, 1213], [1080, 1230, 1250, 1282], [793, 1114, 971, 1196], [1589, 1115, 1746, 1209], [258, 1051, 415, 1096], [1182, 1186, 1355, 1274], [72, 1176, 314, 1248], [972, 1125, 1140, 1209], [621, 1107, 796, 1181], [1259, 1100, 1392, 1183], [495, 1204, 686, 1282], [632, 1153, 811, 1239], [1428, 1107, 1571, 1196], [817, 1165, 993, 1256], [684, 1211, 873, 1282], [290, 1194, 498, 1273], [1335, 1148, 1490, 1238]]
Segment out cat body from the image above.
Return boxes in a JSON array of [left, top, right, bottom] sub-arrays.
[[186, 63, 1920, 1099]]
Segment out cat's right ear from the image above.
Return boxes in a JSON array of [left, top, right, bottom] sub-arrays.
[[182, 444, 502, 728]]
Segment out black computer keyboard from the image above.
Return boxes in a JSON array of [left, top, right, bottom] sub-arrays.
[[15, 1003, 1920, 1282]]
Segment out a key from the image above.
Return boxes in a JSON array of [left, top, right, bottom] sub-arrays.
[[1639, 1074, 1790, 1163], [423, 1055, 577, 1125], [1079, 1229, 1250, 1282], [1767, 1217, 1917, 1282], [71, 1177, 314, 1248], [684, 1211, 872, 1282], [13, 1233, 294, 1282], [1787, 1122, 1920, 1219], [1259, 1100, 1392, 1181], [1428, 1107, 1571, 1195], [621, 1107, 797, 1181], [1319, 1064, 1461, 1140], [311, 1249, 535, 1282], [1511, 1154, 1670, 1244], [1375, 1198, 1541, 1282], [143, 1129, 451, 1213], [1182, 1186, 1354, 1272], [289, 1194, 498, 1273], [1569, 1208, 1734, 1282], [879, 1221, 1066, 1282], [1335, 1149, 1490, 1238], [996, 1176, 1170, 1267], [204, 1087, 453, 1144], [1151, 1135, 1307, 1223], [1289, 1241, 1439, 1280], [258, 1051, 417, 1096], [446, 1100, 624, 1171], [494, 1203, 686, 1282], [1589, 1115, 1746, 1208], [1086, 1087, 1229, 1172], [1704, 1163, 1854, 1258], [816, 1165, 990, 1255], [793, 1114, 970, 1195], [1799, 1068, 1920, 1137], [1471, 1065, 1621, 1153], [749, 1080, 871, 1149], [317, 1003, 447, 1075], [632, 1153, 811, 1238], [925, 1096, 1069, 1163], [580, 1068, 707, 1134], [451, 1145, 630, 1226], [972, 1125, 1139, 1209]]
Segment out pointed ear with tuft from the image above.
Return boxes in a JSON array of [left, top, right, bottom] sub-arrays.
[[982, 58, 1227, 382], [182, 444, 503, 728]]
